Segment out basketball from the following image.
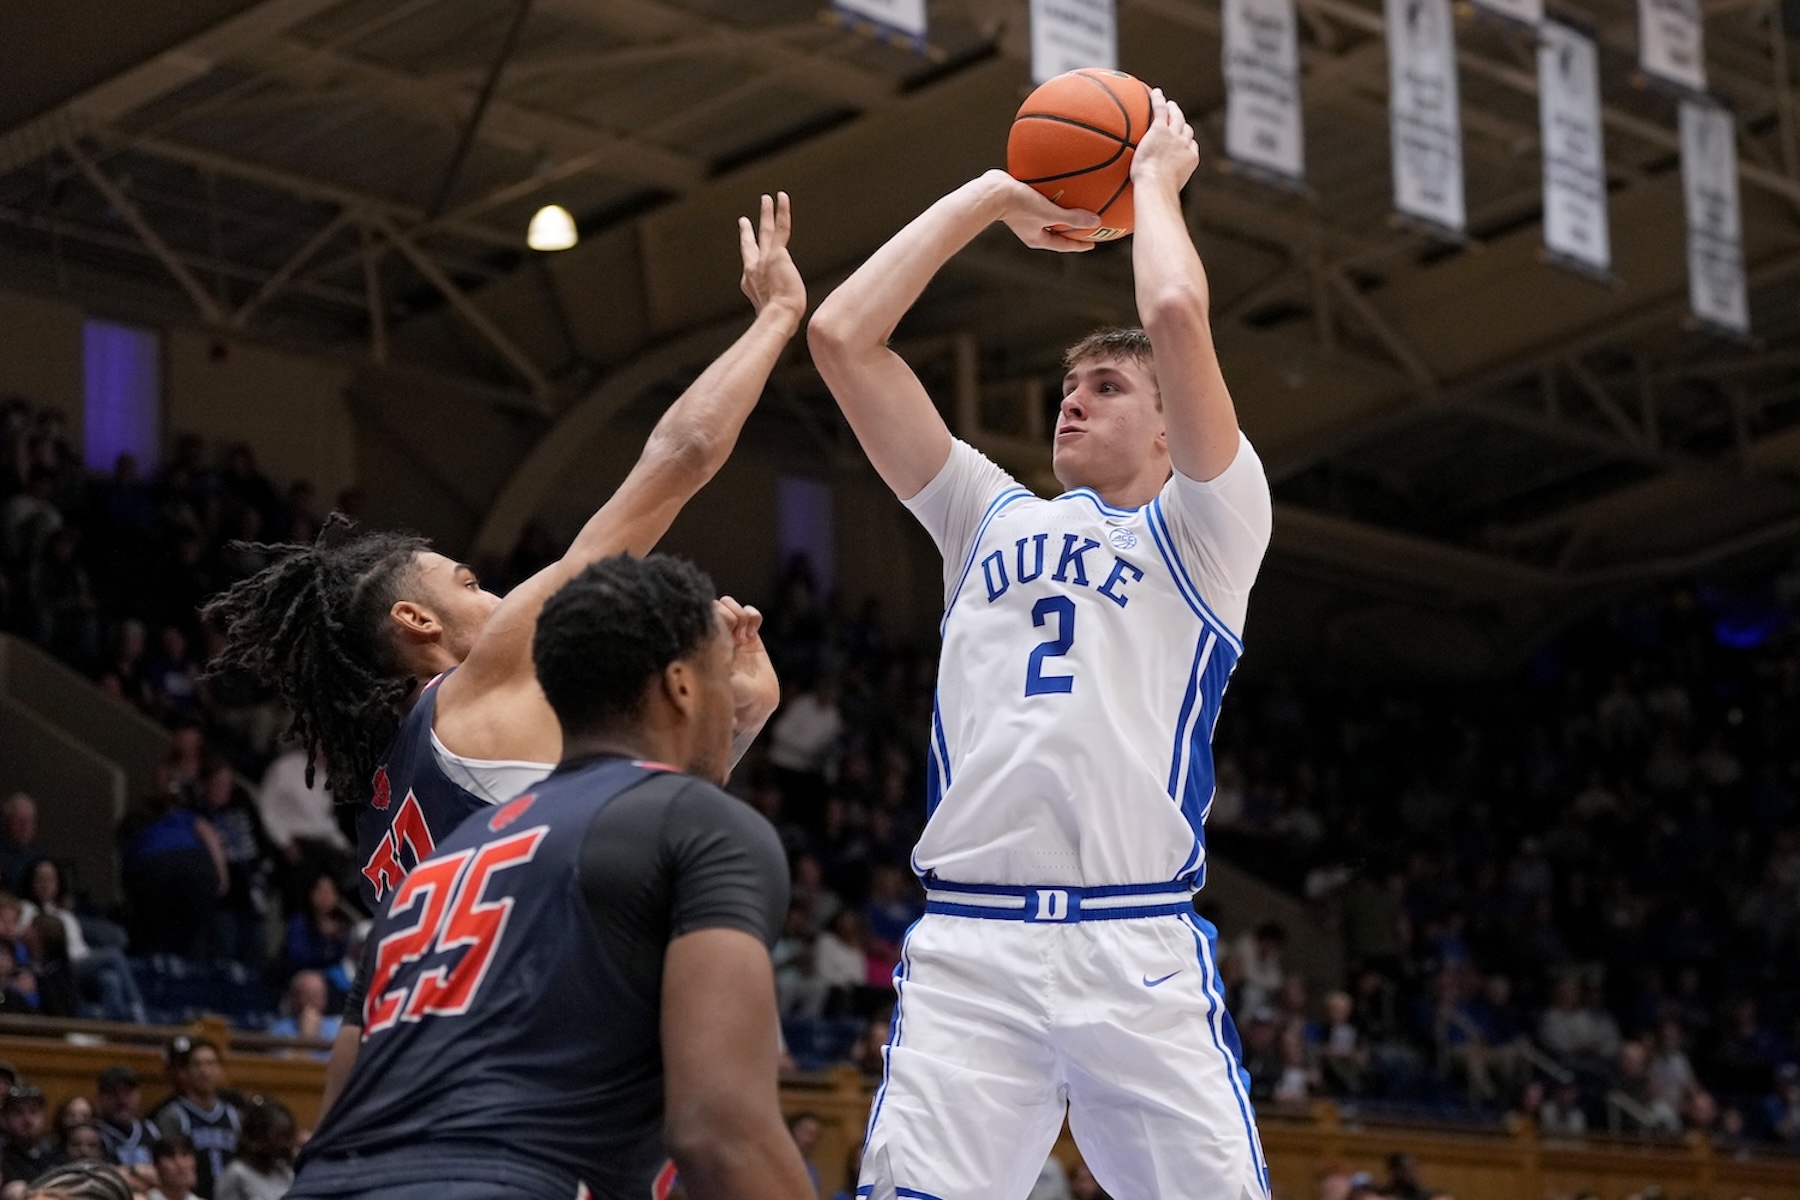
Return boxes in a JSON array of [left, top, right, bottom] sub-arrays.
[[1006, 68, 1155, 242]]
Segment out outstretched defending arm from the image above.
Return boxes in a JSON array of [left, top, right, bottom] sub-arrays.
[[1129, 91, 1241, 483], [808, 174, 1096, 499], [439, 194, 804, 744]]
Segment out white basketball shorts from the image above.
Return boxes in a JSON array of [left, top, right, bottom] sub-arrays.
[[858, 882, 1270, 1200]]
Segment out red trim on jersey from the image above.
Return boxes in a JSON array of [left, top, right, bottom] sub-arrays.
[[651, 1160, 678, 1199], [487, 793, 536, 832]]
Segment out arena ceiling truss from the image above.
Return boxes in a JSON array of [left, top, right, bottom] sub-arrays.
[[5, 0, 1800, 636]]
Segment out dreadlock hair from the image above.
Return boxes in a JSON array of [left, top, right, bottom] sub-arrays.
[[201, 513, 429, 804], [532, 553, 717, 737], [25, 1162, 135, 1200]]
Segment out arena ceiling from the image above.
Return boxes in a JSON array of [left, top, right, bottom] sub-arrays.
[[5, 0, 1800, 668]]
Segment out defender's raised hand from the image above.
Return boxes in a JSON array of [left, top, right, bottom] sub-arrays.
[[739, 192, 806, 331], [716, 596, 779, 742], [1131, 88, 1200, 193]]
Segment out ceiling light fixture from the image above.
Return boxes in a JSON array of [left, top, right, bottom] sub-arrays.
[[527, 204, 577, 251]]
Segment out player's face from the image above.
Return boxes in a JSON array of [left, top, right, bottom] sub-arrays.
[[684, 616, 738, 786], [1052, 358, 1167, 492], [409, 552, 503, 662]]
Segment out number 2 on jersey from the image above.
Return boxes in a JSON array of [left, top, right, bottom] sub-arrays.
[[364, 826, 547, 1035], [1025, 596, 1077, 696]]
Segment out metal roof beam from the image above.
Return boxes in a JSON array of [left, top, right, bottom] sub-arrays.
[[0, 0, 349, 174], [237, 36, 703, 192]]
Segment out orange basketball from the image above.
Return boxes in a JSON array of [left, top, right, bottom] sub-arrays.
[[1006, 68, 1155, 242]]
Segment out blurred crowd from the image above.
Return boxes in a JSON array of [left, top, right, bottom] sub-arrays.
[[5, 393, 1800, 1158], [0, 1037, 293, 1200]]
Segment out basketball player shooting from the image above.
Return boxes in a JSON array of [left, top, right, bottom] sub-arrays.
[[204, 193, 805, 1113], [808, 92, 1274, 1200]]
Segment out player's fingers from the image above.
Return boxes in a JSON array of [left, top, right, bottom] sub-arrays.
[[1149, 86, 1167, 122], [1166, 98, 1185, 129], [1182, 122, 1195, 144], [737, 216, 757, 265], [774, 191, 792, 248], [735, 604, 764, 638], [757, 193, 776, 248]]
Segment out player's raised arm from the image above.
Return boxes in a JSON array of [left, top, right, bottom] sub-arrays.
[[1130, 90, 1241, 483], [808, 174, 1097, 499], [661, 928, 816, 1200], [442, 194, 804, 715]]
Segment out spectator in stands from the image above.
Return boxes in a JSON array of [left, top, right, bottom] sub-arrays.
[[152, 1038, 239, 1200], [1764, 1062, 1800, 1145], [0, 797, 42, 891], [783, 1112, 822, 1199], [57, 1123, 106, 1168], [862, 864, 919, 972], [1609, 1040, 1679, 1134], [812, 909, 874, 1014], [29, 529, 99, 669], [1232, 922, 1288, 1014], [1710, 998, 1784, 1099], [1313, 990, 1367, 1097], [0, 947, 36, 1016], [1382, 1151, 1427, 1200], [94, 1067, 157, 1191], [55, 1098, 93, 1139], [3, 1085, 55, 1185], [147, 1135, 199, 1200], [1646, 1017, 1696, 1119], [1066, 1162, 1110, 1200], [118, 776, 225, 957], [267, 971, 338, 1048], [281, 874, 347, 979], [3, 469, 61, 570], [19, 860, 145, 1024], [767, 677, 845, 830], [196, 765, 270, 966], [26, 916, 79, 1017], [211, 1098, 292, 1200], [1537, 977, 1621, 1076], [1537, 1080, 1589, 1138], [145, 628, 204, 726], [252, 745, 350, 912]]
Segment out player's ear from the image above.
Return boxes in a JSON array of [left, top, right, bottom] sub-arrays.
[[660, 659, 698, 719], [390, 599, 441, 641]]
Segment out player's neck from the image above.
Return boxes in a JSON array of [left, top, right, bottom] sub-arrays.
[[561, 727, 686, 773], [1058, 464, 1169, 511]]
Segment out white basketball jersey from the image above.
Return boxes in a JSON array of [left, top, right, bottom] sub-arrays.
[[904, 434, 1272, 888]]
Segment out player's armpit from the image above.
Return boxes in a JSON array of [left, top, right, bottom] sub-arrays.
[[661, 929, 815, 1200]]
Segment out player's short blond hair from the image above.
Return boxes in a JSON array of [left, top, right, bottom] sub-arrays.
[[1061, 327, 1160, 408]]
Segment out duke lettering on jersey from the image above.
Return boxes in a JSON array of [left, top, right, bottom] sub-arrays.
[[355, 671, 489, 910], [981, 533, 1148, 610]]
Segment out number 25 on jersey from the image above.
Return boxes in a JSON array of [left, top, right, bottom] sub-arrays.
[[363, 826, 547, 1035]]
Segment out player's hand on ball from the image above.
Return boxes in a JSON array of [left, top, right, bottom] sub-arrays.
[[985, 170, 1099, 254], [1131, 88, 1199, 191], [717, 596, 780, 732], [739, 192, 806, 332]]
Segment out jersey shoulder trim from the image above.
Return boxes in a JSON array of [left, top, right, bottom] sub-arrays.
[[942, 486, 1036, 628], [1147, 498, 1245, 655], [1057, 487, 1140, 518]]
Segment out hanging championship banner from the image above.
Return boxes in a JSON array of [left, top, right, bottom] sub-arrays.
[[1681, 100, 1749, 335], [1224, 0, 1306, 183], [1387, 0, 1466, 235], [1638, 0, 1707, 93], [1538, 23, 1610, 276], [1470, 0, 1543, 26], [1030, 0, 1118, 83], [831, 0, 927, 42]]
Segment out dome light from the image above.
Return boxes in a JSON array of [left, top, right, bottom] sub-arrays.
[[527, 204, 577, 251]]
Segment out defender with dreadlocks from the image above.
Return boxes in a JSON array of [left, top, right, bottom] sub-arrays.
[[204, 193, 805, 1112]]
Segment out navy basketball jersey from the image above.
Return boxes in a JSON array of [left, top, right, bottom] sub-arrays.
[[295, 753, 787, 1200], [355, 670, 488, 912]]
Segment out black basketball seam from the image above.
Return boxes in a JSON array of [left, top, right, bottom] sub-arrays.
[[1095, 172, 1132, 219], [1013, 112, 1132, 146], [1017, 141, 1128, 185], [1072, 68, 1139, 144]]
